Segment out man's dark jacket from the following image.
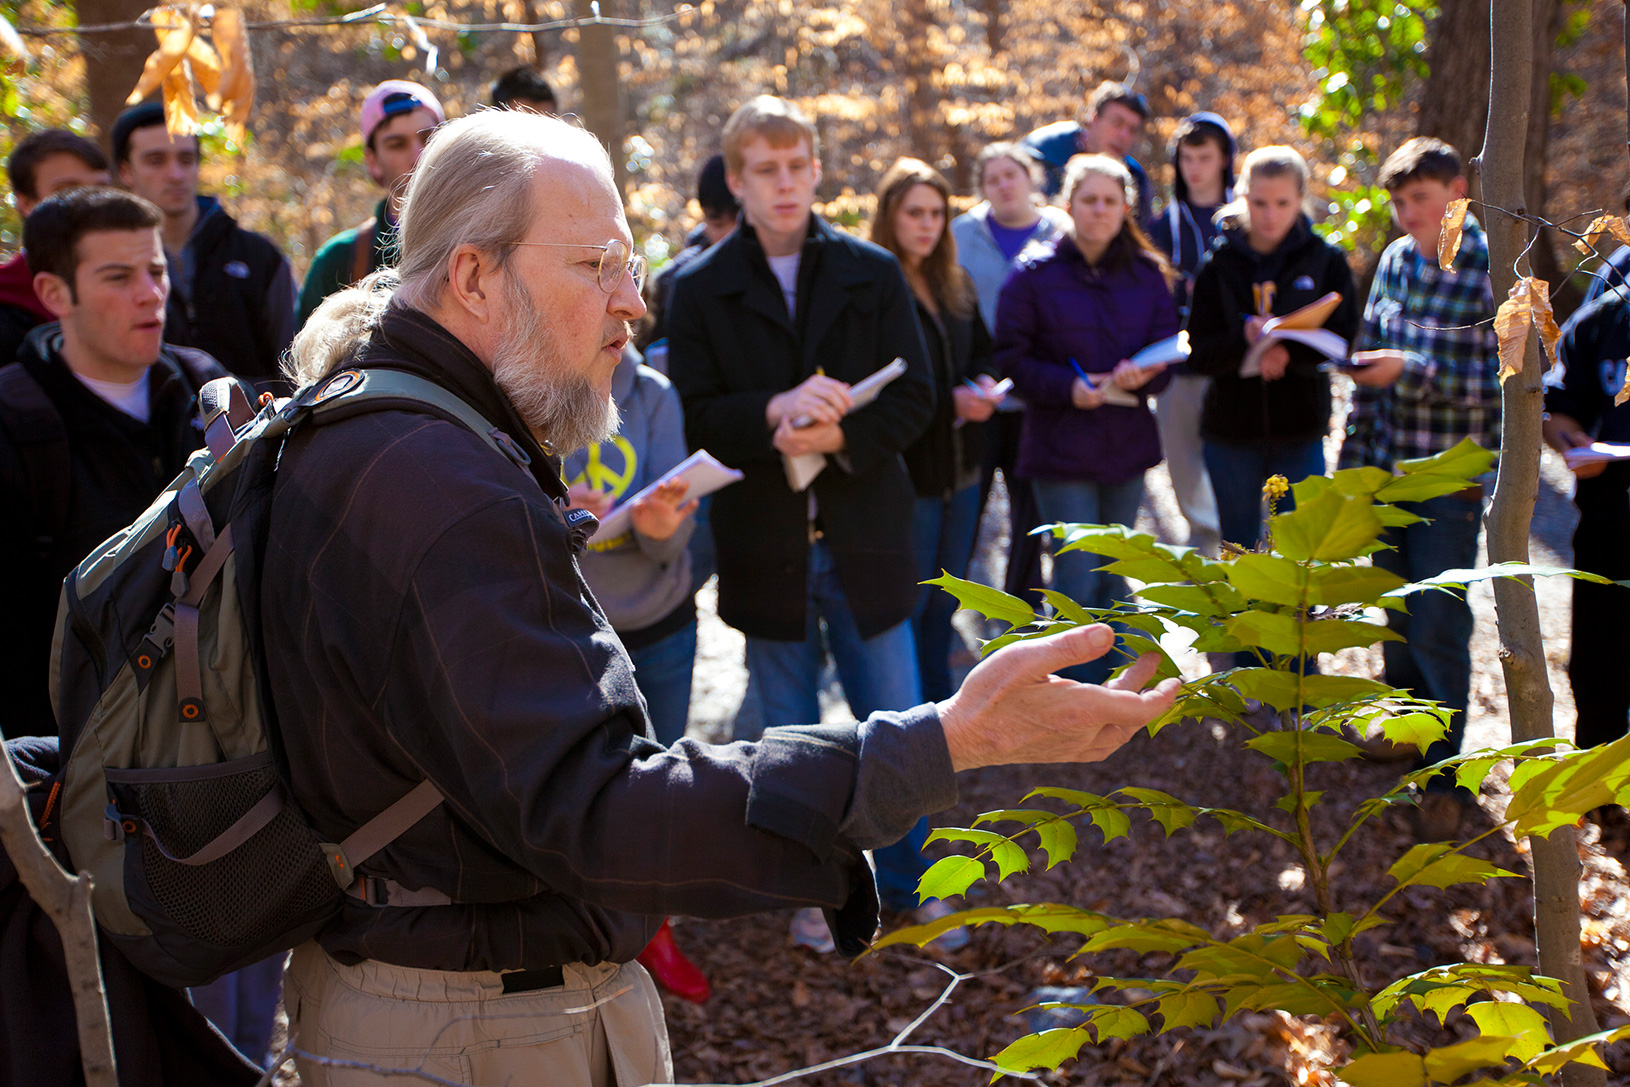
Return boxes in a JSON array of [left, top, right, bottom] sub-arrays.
[[164, 196, 296, 388], [0, 325, 226, 737], [1185, 216, 1359, 445], [261, 305, 955, 971], [666, 216, 935, 641]]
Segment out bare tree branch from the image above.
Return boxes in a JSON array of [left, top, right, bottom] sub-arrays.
[[0, 747, 117, 1087]]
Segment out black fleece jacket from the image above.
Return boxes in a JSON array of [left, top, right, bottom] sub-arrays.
[[261, 305, 956, 972], [0, 326, 224, 737], [1185, 217, 1359, 445]]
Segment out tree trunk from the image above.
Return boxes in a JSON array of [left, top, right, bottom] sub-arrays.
[[0, 749, 117, 1087], [903, 0, 938, 167], [573, 0, 626, 194], [1479, 2, 1603, 1083], [1418, 0, 1492, 175], [74, 0, 152, 148]]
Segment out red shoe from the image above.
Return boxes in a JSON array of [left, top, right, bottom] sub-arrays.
[[637, 919, 710, 1003]]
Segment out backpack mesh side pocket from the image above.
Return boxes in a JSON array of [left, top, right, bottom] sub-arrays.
[[106, 754, 340, 956]]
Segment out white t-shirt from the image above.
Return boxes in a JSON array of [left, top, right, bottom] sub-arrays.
[[767, 253, 800, 318], [78, 371, 152, 423]]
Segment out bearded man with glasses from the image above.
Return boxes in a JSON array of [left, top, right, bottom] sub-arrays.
[[269, 110, 1178, 1086]]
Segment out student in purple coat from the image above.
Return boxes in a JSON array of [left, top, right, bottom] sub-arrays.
[[995, 154, 1180, 682]]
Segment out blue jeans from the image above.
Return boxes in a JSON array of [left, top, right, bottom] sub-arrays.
[[1202, 437, 1327, 552], [628, 619, 697, 747], [189, 953, 286, 1067], [688, 494, 716, 589], [744, 541, 927, 905], [1033, 476, 1145, 684], [912, 486, 983, 703], [1374, 492, 1483, 782]]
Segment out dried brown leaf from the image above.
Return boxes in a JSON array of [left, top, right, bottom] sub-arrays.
[[1438, 198, 1469, 270], [126, 6, 197, 106], [1493, 277, 1533, 383], [211, 8, 254, 132], [161, 60, 199, 137], [1528, 276, 1562, 369], [1616, 368, 1629, 407], [186, 34, 221, 104]]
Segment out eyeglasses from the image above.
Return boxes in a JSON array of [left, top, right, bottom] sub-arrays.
[[511, 238, 648, 294]]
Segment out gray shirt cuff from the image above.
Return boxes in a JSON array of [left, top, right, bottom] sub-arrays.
[[839, 703, 958, 850]]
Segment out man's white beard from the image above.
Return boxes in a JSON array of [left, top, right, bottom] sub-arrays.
[[489, 278, 620, 456]]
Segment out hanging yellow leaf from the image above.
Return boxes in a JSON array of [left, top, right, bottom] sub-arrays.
[[1574, 214, 1630, 256], [1528, 276, 1562, 369], [126, 6, 197, 106], [1617, 369, 1629, 407], [211, 7, 254, 139], [162, 59, 200, 137], [1493, 277, 1533, 383], [1438, 198, 1469, 270]]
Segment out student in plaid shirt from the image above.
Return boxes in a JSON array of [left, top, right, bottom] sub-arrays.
[[1339, 138, 1501, 838]]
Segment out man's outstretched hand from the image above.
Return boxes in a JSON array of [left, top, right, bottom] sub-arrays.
[[938, 624, 1181, 772]]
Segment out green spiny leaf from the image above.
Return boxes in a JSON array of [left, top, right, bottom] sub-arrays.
[[922, 572, 1037, 628], [1379, 710, 1450, 751], [1306, 563, 1409, 606], [1388, 843, 1520, 890], [1422, 1035, 1530, 1084], [1156, 989, 1220, 1032], [1271, 488, 1384, 561], [1224, 553, 1308, 605], [1033, 819, 1079, 869], [1135, 582, 1245, 616], [989, 1026, 1093, 1075], [1524, 1024, 1630, 1073], [1467, 1002, 1552, 1062], [1116, 787, 1198, 835], [1037, 589, 1095, 626], [1087, 1005, 1151, 1042], [918, 855, 986, 901], [1088, 804, 1132, 843], [1246, 730, 1366, 766], [1506, 733, 1630, 838], [1339, 1050, 1428, 1087], [1382, 562, 1613, 600]]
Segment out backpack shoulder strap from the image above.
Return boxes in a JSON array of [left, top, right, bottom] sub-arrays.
[[349, 217, 379, 286], [309, 367, 532, 470], [0, 362, 71, 563]]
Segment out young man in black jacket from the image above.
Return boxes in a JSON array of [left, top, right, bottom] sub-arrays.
[[112, 102, 296, 390], [0, 187, 231, 739]]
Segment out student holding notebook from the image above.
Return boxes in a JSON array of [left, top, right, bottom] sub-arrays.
[[1185, 146, 1358, 551]]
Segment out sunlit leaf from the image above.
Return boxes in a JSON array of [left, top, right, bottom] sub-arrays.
[[1388, 843, 1520, 889], [1339, 1050, 1428, 1087], [1393, 437, 1498, 482], [1306, 564, 1409, 606], [1505, 733, 1630, 838], [1033, 819, 1078, 869], [126, 5, 196, 106], [918, 855, 985, 901], [1087, 1005, 1149, 1042], [1524, 1025, 1630, 1073], [1224, 553, 1307, 605], [1246, 730, 1366, 766], [922, 573, 1037, 628], [926, 828, 1029, 880], [1116, 787, 1198, 835], [1155, 989, 1219, 1032], [1271, 489, 1384, 561], [1468, 1002, 1552, 1062], [989, 1026, 1092, 1074], [1378, 711, 1450, 751], [1037, 589, 1094, 625], [1382, 562, 1611, 599], [1494, 277, 1535, 382], [1423, 1035, 1530, 1084], [1136, 582, 1245, 616]]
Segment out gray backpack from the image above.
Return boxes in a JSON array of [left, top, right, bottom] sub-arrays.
[[52, 367, 523, 988]]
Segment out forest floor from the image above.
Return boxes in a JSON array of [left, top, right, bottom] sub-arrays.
[[661, 443, 1630, 1087]]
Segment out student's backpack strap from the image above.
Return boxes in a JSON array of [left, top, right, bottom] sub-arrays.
[[0, 362, 71, 564], [349, 216, 379, 287]]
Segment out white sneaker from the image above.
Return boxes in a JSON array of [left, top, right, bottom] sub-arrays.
[[789, 907, 835, 954]]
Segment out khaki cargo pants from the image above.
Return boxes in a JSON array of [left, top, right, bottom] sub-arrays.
[[285, 941, 673, 1086]]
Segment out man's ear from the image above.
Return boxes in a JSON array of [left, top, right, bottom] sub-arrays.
[[725, 169, 742, 200], [33, 271, 74, 320], [363, 146, 383, 188], [117, 160, 133, 188], [1450, 175, 1469, 200], [443, 244, 498, 323]]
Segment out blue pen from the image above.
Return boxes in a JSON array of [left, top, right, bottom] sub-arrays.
[[1068, 357, 1094, 384]]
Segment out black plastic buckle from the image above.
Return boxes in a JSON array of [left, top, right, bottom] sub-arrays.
[[104, 803, 135, 843], [360, 876, 389, 907]]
